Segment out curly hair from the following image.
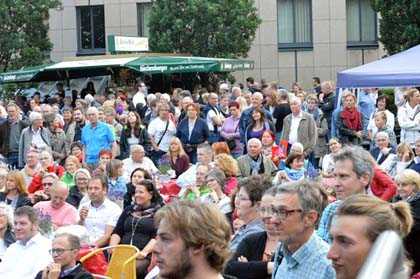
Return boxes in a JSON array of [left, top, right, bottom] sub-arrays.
[[155, 201, 231, 272], [214, 153, 239, 177]]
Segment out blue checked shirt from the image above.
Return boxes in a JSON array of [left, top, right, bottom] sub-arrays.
[[317, 200, 342, 244], [272, 232, 335, 279], [230, 218, 264, 252]]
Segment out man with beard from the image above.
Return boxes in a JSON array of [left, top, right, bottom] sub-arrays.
[[72, 108, 86, 142], [150, 201, 232, 279]]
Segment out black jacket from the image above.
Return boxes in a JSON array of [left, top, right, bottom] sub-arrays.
[[224, 231, 271, 279], [35, 263, 93, 279], [0, 118, 29, 155], [3, 227, 15, 248], [66, 186, 84, 208], [119, 126, 151, 159], [404, 193, 420, 274], [0, 192, 32, 209]]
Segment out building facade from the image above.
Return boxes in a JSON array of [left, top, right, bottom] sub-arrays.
[[48, 0, 385, 90]]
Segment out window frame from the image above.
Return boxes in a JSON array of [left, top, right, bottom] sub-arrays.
[[137, 2, 152, 37], [76, 5, 106, 56], [277, 0, 313, 52], [346, 0, 378, 49]]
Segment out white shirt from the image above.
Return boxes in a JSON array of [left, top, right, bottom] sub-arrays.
[[31, 127, 47, 150], [132, 91, 146, 107], [123, 156, 159, 181], [289, 112, 302, 144], [78, 199, 122, 245], [147, 117, 177, 152], [206, 107, 223, 132], [0, 239, 6, 260], [0, 233, 52, 279], [176, 164, 197, 188]]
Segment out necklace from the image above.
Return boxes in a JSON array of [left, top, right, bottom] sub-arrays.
[[130, 214, 142, 245]]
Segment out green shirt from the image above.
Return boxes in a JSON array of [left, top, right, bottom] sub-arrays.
[[183, 185, 212, 201], [61, 172, 75, 188]]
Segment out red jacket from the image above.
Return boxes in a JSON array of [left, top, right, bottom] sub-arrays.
[[370, 167, 397, 201], [28, 164, 65, 193]]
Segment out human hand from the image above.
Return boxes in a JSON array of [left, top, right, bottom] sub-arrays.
[[45, 263, 61, 279], [238, 256, 248, 262], [136, 251, 147, 260], [79, 206, 89, 222]]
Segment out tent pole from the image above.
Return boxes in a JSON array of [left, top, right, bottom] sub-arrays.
[[362, 49, 365, 65], [294, 50, 298, 82]]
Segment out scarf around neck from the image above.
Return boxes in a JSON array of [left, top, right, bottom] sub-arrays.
[[249, 154, 263, 175], [341, 107, 362, 130]]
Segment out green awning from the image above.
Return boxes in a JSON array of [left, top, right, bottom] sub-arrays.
[[0, 55, 254, 84], [0, 64, 52, 83], [125, 56, 254, 74]]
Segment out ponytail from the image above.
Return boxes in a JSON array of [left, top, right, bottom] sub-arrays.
[[337, 194, 414, 242], [391, 201, 413, 238]]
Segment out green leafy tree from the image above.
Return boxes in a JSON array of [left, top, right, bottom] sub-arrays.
[[148, 0, 261, 58], [371, 0, 420, 55], [0, 0, 60, 72]]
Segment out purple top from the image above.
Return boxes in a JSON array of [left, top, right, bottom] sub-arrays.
[[221, 116, 242, 152]]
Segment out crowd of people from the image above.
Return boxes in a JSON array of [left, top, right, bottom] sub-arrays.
[[0, 77, 418, 279]]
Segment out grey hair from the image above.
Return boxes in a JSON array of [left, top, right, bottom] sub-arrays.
[[264, 185, 280, 197], [0, 202, 14, 229], [375, 131, 389, 140], [130, 144, 144, 153], [247, 138, 262, 148], [277, 180, 324, 217], [42, 172, 59, 181], [197, 143, 213, 155], [86, 106, 98, 115], [289, 96, 302, 105], [333, 146, 374, 183], [29, 111, 43, 122], [252, 92, 263, 100], [54, 233, 81, 250], [146, 94, 157, 103]]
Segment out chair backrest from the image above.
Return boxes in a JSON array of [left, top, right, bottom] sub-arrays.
[[107, 245, 139, 279]]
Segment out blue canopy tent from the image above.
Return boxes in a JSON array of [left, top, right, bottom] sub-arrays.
[[337, 44, 420, 88], [333, 44, 420, 138]]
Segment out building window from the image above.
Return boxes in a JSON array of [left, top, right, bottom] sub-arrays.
[[346, 0, 378, 48], [277, 0, 313, 51], [76, 5, 106, 55], [137, 3, 152, 37]]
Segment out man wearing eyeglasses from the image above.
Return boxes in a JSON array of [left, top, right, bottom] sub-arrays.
[[0, 206, 52, 279], [271, 180, 335, 279], [35, 233, 93, 279]]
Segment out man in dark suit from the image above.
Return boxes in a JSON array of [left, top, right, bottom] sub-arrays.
[[0, 103, 28, 169]]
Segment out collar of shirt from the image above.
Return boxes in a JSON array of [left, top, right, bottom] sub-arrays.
[[240, 218, 263, 231], [90, 199, 108, 210], [18, 232, 43, 247], [281, 231, 317, 269], [61, 264, 80, 277], [291, 111, 303, 119], [31, 126, 41, 134]]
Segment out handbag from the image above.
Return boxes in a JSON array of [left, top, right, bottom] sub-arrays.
[[183, 144, 196, 154], [225, 122, 239, 151]]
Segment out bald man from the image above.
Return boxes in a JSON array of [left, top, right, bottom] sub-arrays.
[[34, 182, 78, 229]]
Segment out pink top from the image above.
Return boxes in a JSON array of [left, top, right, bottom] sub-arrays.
[[224, 177, 238, 196], [34, 201, 78, 228]]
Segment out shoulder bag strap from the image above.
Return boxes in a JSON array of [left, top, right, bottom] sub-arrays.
[[157, 120, 170, 146]]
